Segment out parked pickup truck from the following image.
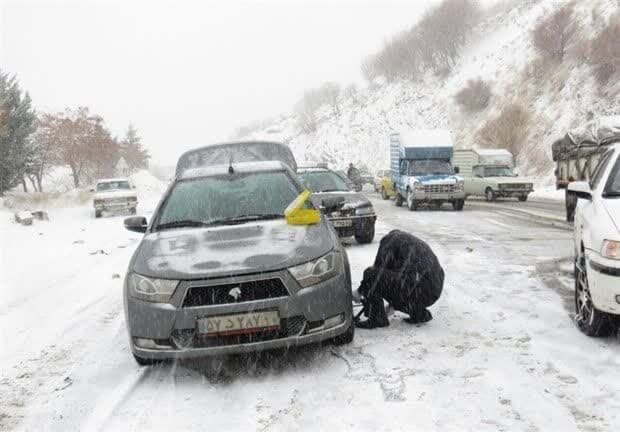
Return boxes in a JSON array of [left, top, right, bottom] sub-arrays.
[[390, 129, 465, 211], [453, 149, 533, 202], [92, 178, 138, 218]]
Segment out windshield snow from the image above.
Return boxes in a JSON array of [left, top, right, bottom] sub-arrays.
[[299, 171, 350, 192], [484, 166, 515, 177], [96, 181, 131, 191], [408, 160, 453, 176], [156, 172, 300, 228]]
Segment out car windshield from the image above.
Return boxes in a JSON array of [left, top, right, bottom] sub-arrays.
[[299, 171, 351, 192], [484, 166, 515, 177], [605, 155, 620, 195], [408, 160, 453, 176], [156, 171, 300, 229], [96, 181, 130, 191]]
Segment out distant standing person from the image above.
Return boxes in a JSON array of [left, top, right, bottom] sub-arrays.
[[347, 163, 362, 192], [355, 230, 444, 329]]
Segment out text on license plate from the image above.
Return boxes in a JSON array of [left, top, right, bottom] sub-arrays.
[[196, 311, 280, 336], [331, 219, 352, 227]]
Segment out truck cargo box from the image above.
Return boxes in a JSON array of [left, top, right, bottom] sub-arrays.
[[477, 149, 514, 168]]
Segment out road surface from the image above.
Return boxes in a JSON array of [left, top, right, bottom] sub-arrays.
[[2, 193, 619, 431]]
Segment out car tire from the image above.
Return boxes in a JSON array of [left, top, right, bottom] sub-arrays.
[[381, 187, 390, 200], [518, 195, 528, 202], [394, 193, 403, 207], [574, 257, 613, 337], [407, 190, 417, 211], [452, 199, 465, 211], [485, 188, 496, 202], [355, 224, 375, 244], [332, 321, 355, 346], [95, 210, 102, 218], [133, 354, 161, 366]]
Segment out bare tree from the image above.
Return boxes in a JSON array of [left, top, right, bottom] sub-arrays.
[[455, 79, 492, 112], [476, 104, 531, 156], [320, 82, 341, 117], [589, 13, 620, 87], [532, 2, 579, 63]]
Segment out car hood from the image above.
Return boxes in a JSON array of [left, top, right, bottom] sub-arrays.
[[603, 199, 620, 235], [309, 191, 372, 209], [131, 219, 334, 280], [95, 190, 137, 200], [491, 177, 534, 185]]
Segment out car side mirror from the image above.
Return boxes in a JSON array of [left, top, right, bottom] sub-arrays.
[[124, 216, 148, 233], [454, 166, 460, 174], [321, 197, 345, 213], [567, 181, 592, 201]]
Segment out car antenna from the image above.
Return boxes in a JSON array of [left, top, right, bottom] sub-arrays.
[[228, 155, 234, 174]]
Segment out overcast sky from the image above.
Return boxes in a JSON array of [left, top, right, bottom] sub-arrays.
[[1, 0, 438, 164]]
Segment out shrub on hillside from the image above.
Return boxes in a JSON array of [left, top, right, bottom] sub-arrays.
[[476, 104, 531, 156], [295, 82, 343, 133], [532, 2, 579, 63], [362, 0, 480, 81], [455, 79, 492, 112], [589, 13, 620, 87]]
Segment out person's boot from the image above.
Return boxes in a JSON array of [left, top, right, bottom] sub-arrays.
[[404, 308, 433, 324], [355, 318, 389, 329]]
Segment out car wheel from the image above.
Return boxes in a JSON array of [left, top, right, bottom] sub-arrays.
[[452, 199, 465, 211], [406, 190, 417, 211], [566, 190, 577, 222], [381, 187, 389, 200], [485, 188, 496, 202], [518, 195, 528, 202], [332, 321, 355, 346], [574, 257, 613, 337], [394, 193, 403, 207], [355, 224, 375, 244], [95, 210, 102, 218], [133, 354, 162, 366]]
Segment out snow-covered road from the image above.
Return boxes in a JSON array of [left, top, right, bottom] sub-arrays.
[[2, 194, 620, 431]]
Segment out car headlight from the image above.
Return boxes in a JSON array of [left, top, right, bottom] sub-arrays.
[[289, 251, 342, 288], [356, 206, 374, 216], [455, 181, 464, 192], [413, 182, 424, 192], [601, 240, 620, 260], [127, 273, 179, 302]]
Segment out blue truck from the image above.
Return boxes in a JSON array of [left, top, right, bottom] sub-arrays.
[[390, 129, 465, 211]]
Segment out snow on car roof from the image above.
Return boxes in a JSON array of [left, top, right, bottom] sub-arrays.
[[394, 129, 454, 148], [567, 116, 620, 146], [297, 167, 330, 173], [179, 160, 289, 180], [96, 178, 130, 183]]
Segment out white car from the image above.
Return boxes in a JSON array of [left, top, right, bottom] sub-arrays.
[[92, 178, 138, 218], [569, 143, 620, 336]]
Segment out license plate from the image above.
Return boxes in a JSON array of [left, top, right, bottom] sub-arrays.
[[196, 311, 280, 336], [332, 219, 352, 227]]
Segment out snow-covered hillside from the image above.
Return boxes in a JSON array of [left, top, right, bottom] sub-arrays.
[[242, 0, 619, 185]]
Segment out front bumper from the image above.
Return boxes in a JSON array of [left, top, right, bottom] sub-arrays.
[[95, 200, 138, 211], [125, 268, 353, 359], [327, 215, 376, 238], [586, 252, 620, 314], [495, 188, 533, 197], [411, 191, 465, 201]]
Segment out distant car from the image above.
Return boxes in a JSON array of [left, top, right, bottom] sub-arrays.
[[298, 167, 376, 243], [374, 169, 394, 199], [570, 141, 620, 337], [92, 178, 138, 218], [359, 170, 374, 186], [123, 143, 354, 365]]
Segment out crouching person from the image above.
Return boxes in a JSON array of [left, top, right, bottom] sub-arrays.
[[356, 230, 444, 329]]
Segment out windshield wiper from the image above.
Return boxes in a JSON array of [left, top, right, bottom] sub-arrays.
[[208, 214, 284, 225], [156, 220, 211, 230]]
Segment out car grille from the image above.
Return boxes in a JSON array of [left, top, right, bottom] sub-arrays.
[[182, 278, 289, 307], [499, 183, 528, 190], [423, 184, 455, 193], [173, 316, 307, 348]]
